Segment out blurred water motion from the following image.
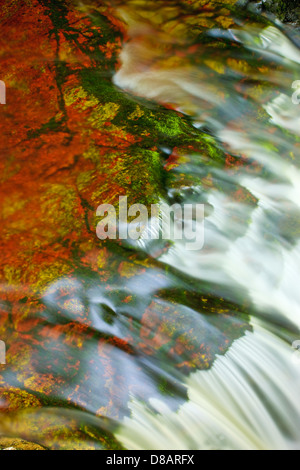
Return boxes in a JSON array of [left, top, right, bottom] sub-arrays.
[[0, 0, 300, 449]]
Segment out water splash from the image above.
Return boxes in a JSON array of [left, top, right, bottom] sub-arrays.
[[110, 0, 300, 449]]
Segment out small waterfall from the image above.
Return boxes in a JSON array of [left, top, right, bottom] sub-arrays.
[[117, 322, 300, 450]]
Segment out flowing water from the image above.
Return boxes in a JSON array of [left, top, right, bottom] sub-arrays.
[[1, 0, 300, 450]]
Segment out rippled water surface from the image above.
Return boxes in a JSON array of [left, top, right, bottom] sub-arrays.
[[0, 0, 300, 450]]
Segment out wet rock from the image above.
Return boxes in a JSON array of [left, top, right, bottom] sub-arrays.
[[262, 0, 300, 24], [0, 437, 45, 451]]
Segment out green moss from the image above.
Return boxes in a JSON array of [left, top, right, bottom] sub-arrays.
[[27, 116, 65, 139], [78, 68, 224, 208], [79, 69, 208, 148], [263, 0, 300, 23]]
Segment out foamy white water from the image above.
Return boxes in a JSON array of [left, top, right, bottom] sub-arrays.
[[117, 322, 300, 450], [112, 5, 300, 450]]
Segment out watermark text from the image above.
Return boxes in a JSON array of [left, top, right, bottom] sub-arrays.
[[96, 197, 205, 251], [0, 80, 6, 105], [0, 340, 6, 364]]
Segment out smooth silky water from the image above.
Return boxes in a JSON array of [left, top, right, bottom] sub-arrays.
[[1, 0, 300, 450]]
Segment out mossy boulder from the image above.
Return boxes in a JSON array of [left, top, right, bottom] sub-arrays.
[[0, 437, 45, 450], [263, 0, 300, 23]]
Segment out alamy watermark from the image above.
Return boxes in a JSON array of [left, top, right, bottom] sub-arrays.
[[292, 81, 300, 105], [96, 197, 205, 251], [0, 80, 6, 105], [0, 340, 6, 364]]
